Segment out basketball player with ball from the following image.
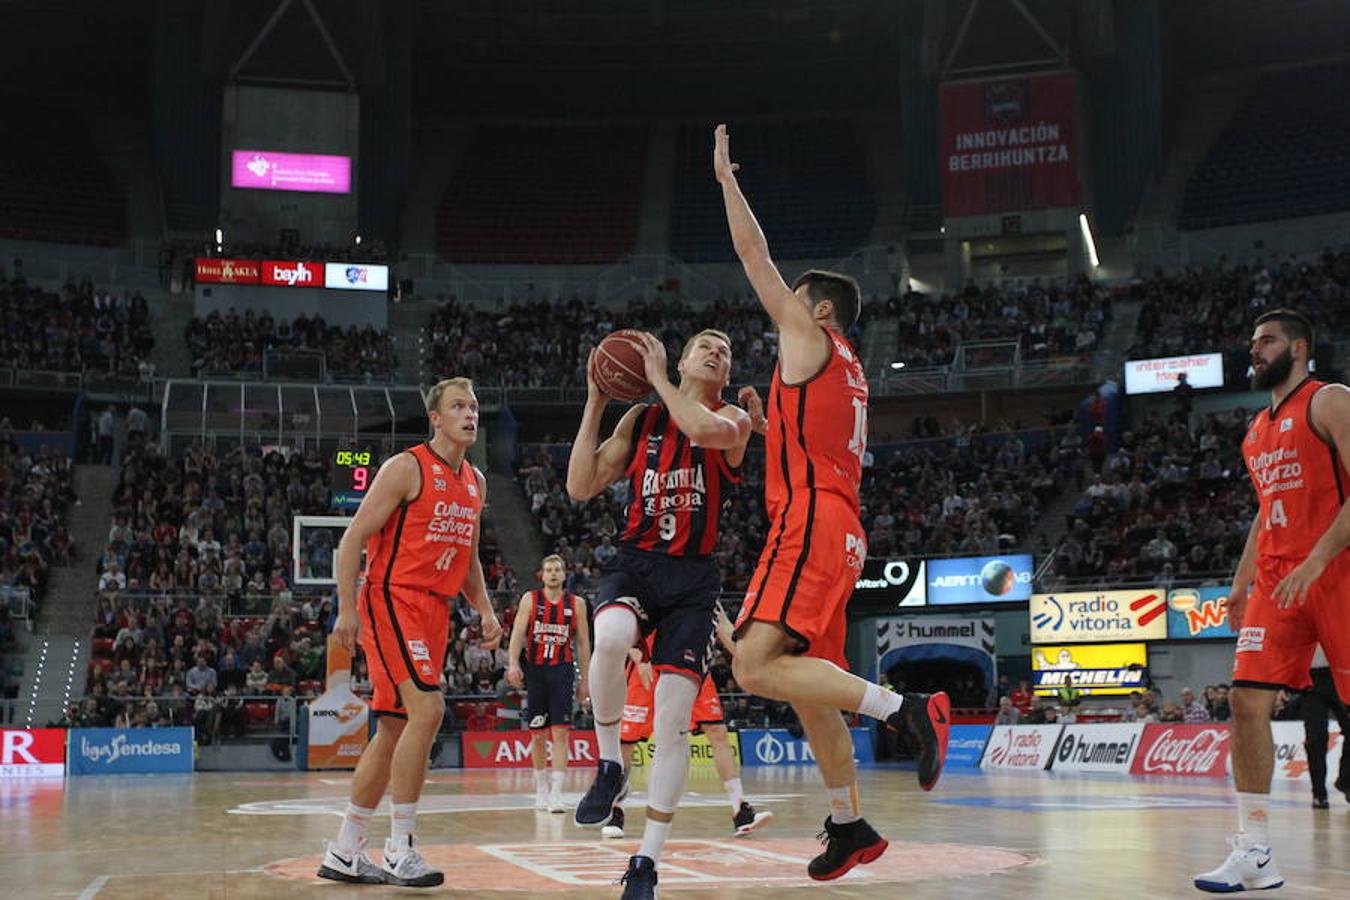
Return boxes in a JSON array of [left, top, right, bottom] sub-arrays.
[[566, 327, 753, 899], [318, 377, 502, 888], [715, 123, 950, 881]]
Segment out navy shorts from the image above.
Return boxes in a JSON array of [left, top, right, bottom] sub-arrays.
[[595, 546, 721, 679], [525, 663, 576, 729]]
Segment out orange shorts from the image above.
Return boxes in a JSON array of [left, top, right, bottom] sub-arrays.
[[735, 495, 864, 670], [1232, 552, 1350, 700], [359, 582, 448, 717], [620, 666, 724, 744]]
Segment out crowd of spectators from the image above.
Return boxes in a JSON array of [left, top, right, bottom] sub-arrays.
[[168, 236, 390, 267], [871, 275, 1113, 369], [185, 309, 397, 380], [0, 273, 154, 376], [423, 292, 781, 390], [0, 437, 75, 619], [1047, 409, 1256, 584], [1130, 249, 1350, 361]]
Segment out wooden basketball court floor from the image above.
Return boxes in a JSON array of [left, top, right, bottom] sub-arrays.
[[3, 764, 1348, 899]]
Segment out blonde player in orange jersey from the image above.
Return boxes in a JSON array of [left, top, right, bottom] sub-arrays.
[[1195, 309, 1350, 893], [318, 377, 503, 889], [715, 123, 950, 883]]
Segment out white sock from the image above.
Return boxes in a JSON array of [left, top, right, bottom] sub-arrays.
[[390, 802, 417, 851], [827, 784, 860, 825], [590, 610, 639, 763], [857, 682, 903, 722], [535, 770, 549, 791], [1236, 791, 1270, 845], [335, 802, 375, 854], [724, 777, 744, 811], [638, 817, 673, 861], [550, 770, 565, 793]]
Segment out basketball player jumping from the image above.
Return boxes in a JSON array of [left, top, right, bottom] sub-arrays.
[[1195, 309, 1350, 893], [714, 123, 950, 881], [604, 608, 773, 840], [318, 377, 502, 888], [506, 553, 591, 813], [566, 328, 752, 899]]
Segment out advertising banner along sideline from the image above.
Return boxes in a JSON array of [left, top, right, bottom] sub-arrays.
[[980, 724, 1063, 770], [1048, 723, 1145, 773], [1130, 723, 1233, 778], [0, 728, 66, 779], [627, 732, 740, 769], [300, 635, 370, 770], [68, 727, 194, 775], [1030, 589, 1168, 644], [739, 728, 875, 767], [462, 730, 600, 769], [945, 725, 992, 769]]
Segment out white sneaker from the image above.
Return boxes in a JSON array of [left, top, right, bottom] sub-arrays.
[[548, 790, 568, 814], [535, 786, 549, 811], [383, 836, 445, 888], [1194, 834, 1284, 893], [316, 838, 384, 884], [601, 806, 625, 839]]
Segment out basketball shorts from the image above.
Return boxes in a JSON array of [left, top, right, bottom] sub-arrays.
[[1232, 552, 1350, 701], [595, 546, 721, 680], [620, 665, 724, 743], [735, 493, 865, 670], [525, 663, 576, 730], [359, 581, 448, 718]]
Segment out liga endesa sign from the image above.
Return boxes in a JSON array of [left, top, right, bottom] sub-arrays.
[[1, 728, 66, 778], [194, 258, 261, 285], [939, 70, 1081, 217], [461, 730, 598, 768]]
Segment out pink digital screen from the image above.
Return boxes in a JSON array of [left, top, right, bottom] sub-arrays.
[[230, 149, 351, 194]]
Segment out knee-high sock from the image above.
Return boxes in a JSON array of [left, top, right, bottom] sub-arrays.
[[589, 608, 639, 763], [639, 673, 699, 861]]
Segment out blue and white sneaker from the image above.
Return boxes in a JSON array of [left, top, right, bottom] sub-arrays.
[[1194, 835, 1283, 892]]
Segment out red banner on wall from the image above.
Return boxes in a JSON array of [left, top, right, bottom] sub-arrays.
[[1, 728, 66, 778], [939, 70, 1082, 217], [261, 260, 323, 288], [1130, 724, 1231, 778], [461, 730, 598, 769], [194, 258, 261, 285]]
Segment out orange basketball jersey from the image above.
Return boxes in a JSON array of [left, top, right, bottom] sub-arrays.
[[764, 327, 869, 518], [362, 443, 482, 594], [1243, 377, 1349, 560]]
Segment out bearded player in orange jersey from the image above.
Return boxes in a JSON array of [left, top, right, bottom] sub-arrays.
[[1194, 309, 1350, 893], [318, 377, 503, 889], [714, 124, 950, 882]]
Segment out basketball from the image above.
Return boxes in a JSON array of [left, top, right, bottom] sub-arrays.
[[592, 330, 653, 401]]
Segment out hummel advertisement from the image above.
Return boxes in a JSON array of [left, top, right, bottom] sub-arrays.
[[68, 728, 194, 775], [926, 554, 1033, 605], [1030, 589, 1168, 643], [851, 558, 926, 610]]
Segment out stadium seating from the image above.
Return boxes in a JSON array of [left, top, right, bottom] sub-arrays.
[[1180, 61, 1350, 229], [0, 276, 155, 376], [436, 124, 647, 264], [184, 309, 396, 380], [669, 118, 874, 262], [0, 95, 127, 246]]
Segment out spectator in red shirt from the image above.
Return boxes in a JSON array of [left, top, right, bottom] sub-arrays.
[[1010, 680, 1034, 715], [465, 702, 496, 732]]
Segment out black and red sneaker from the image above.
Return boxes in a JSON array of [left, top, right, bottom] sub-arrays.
[[807, 816, 889, 881], [887, 691, 951, 791]]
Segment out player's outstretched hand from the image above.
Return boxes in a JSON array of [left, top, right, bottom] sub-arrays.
[[1272, 556, 1326, 609], [633, 332, 671, 388], [481, 613, 504, 650], [332, 608, 359, 653], [737, 386, 767, 434], [713, 123, 740, 184], [1225, 585, 1248, 631]]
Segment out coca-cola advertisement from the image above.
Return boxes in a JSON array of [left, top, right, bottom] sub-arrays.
[[1131, 724, 1232, 778]]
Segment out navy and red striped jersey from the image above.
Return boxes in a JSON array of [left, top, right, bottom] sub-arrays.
[[619, 402, 740, 557], [527, 589, 577, 666]]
